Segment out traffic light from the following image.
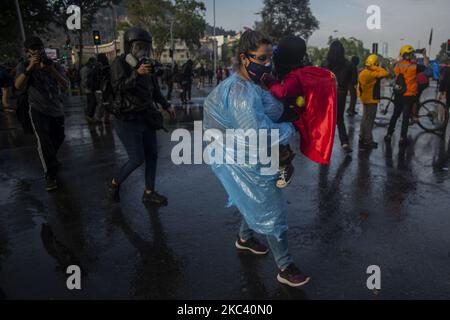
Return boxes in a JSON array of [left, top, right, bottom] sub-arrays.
[[447, 39, 450, 54], [169, 49, 174, 58], [93, 31, 101, 46]]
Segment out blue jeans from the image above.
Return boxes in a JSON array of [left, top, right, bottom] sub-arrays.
[[114, 117, 158, 190], [239, 219, 293, 270]]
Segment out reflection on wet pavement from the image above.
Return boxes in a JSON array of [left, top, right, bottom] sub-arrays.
[[1, 86, 450, 299]]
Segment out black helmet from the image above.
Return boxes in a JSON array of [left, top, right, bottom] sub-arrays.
[[123, 27, 153, 54]]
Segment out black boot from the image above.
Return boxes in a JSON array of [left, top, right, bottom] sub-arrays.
[[105, 179, 120, 203], [142, 190, 168, 206]]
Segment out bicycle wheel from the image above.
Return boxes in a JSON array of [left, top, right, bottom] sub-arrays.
[[375, 97, 395, 126], [416, 99, 449, 133]]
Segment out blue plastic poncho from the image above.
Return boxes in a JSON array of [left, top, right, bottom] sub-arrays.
[[203, 74, 294, 239]]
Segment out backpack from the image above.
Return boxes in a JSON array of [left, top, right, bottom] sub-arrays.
[[394, 72, 407, 96]]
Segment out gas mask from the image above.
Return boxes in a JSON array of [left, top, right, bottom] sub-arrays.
[[126, 41, 152, 68]]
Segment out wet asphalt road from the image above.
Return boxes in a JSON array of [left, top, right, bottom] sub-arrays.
[[0, 84, 450, 300]]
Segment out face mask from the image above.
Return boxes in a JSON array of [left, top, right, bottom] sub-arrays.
[[245, 61, 272, 84]]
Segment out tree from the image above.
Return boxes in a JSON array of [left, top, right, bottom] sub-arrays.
[[307, 46, 328, 67], [127, 0, 206, 60], [256, 0, 319, 41], [436, 42, 449, 63], [0, 0, 53, 60], [328, 36, 371, 67], [48, 0, 122, 69]]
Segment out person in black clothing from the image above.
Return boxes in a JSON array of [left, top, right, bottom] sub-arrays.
[[207, 67, 213, 86], [82, 57, 99, 123], [347, 56, 360, 116], [181, 59, 193, 103], [166, 63, 179, 101], [0, 64, 13, 112], [105, 27, 176, 206], [438, 65, 450, 109], [15, 36, 69, 191], [323, 40, 353, 153], [93, 53, 111, 123]]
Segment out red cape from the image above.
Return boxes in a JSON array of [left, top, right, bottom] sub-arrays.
[[268, 66, 337, 165]]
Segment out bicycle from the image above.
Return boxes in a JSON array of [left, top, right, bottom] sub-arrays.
[[375, 89, 448, 134]]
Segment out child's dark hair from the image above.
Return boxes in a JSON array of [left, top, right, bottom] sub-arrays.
[[237, 30, 272, 66], [274, 35, 307, 79]]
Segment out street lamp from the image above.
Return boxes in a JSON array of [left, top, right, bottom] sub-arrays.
[[213, 0, 217, 73], [14, 0, 26, 55]]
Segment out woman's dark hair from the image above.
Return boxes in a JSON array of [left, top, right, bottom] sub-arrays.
[[327, 40, 346, 67], [237, 30, 272, 66]]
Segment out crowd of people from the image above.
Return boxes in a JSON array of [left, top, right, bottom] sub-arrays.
[[2, 26, 450, 289]]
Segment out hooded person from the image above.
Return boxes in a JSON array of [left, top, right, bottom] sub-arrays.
[[263, 35, 337, 165]]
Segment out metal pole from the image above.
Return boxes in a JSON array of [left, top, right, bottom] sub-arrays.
[[213, 0, 217, 76], [14, 0, 26, 54], [170, 20, 175, 68], [111, 2, 118, 57]]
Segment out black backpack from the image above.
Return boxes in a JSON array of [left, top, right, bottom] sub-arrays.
[[394, 71, 407, 96]]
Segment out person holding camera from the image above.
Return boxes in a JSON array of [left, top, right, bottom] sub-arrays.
[[385, 46, 429, 146], [15, 36, 68, 191], [105, 27, 176, 206]]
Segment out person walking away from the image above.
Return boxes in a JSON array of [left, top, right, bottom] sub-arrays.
[[207, 67, 213, 86], [180, 59, 193, 103], [94, 53, 111, 124], [166, 63, 179, 101], [323, 40, 354, 153], [14, 36, 69, 191], [347, 56, 360, 116], [80, 57, 99, 123], [216, 67, 223, 85], [357, 54, 389, 150], [385, 46, 429, 146], [105, 27, 176, 205]]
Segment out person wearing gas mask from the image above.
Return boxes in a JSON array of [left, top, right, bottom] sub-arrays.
[[105, 27, 176, 206], [15, 36, 68, 191], [385, 45, 429, 146]]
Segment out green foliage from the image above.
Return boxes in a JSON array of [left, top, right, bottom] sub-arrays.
[[436, 42, 450, 63], [256, 0, 319, 41], [127, 0, 206, 59]]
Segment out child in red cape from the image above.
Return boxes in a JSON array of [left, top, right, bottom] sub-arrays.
[[264, 36, 337, 170]]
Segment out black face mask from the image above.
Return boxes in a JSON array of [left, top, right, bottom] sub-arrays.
[[245, 60, 273, 84]]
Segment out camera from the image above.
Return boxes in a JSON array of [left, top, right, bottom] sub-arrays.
[[139, 57, 164, 76]]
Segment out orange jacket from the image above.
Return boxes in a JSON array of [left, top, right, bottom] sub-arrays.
[[358, 66, 389, 104], [394, 60, 418, 96]]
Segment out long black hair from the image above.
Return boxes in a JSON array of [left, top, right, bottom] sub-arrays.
[[327, 40, 346, 68]]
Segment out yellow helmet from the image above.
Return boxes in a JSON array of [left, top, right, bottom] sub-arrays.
[[365, 54, 379, 67], [400, 45, 414, 57]]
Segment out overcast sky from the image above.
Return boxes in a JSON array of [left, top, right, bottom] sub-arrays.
[[202, 0, 450, 58]]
